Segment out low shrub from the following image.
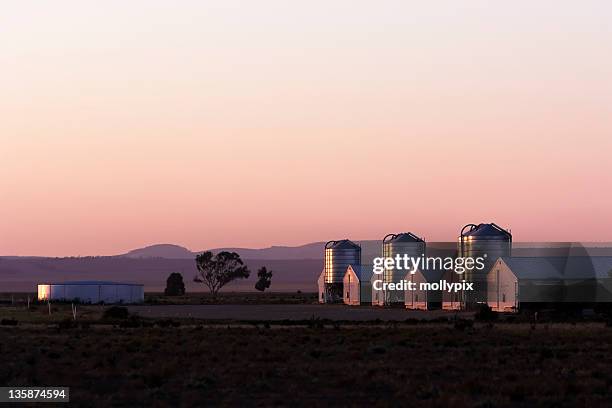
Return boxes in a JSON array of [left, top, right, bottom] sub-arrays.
[[475, 304, 498, 322], [103, 306, 129, 320], [58, 319, 77, 330], [454, 319, 474, 331], [0, 318, 18, 326], [155, 319, 180, 328], [119, 316, 143, 328]]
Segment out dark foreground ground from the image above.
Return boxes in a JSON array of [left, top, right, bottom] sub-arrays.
[[2, 322, 612, 407], [128, 304, 473, 321]]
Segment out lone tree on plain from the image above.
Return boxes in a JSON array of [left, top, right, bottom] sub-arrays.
[[164, 272, 186, 296], [255, 266, 273, 292], [194, 251, 250, 300]]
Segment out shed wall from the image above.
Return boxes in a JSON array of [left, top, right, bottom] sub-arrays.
[[404, 271, 428, 310], [38, 284, 143, 304]]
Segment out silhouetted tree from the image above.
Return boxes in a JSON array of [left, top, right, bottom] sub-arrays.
[[194, 251, 250, 300], [255, 266, 273, 292], [164, 272, 186, 296]]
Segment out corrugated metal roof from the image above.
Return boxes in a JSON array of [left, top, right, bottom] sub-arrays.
[[501, 256, 612, 281], [561, 257, 612, 280], [387, 233, 424, 243], [401, 267, 444, 282], [501, 257, 565, 280], [348, 264, 374, 282], [40, 281, 143, 286], [327, 239, 361, 250], [462, 223, 511, 240]]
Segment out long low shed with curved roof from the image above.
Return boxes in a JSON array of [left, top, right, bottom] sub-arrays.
[[37, 281, 144, 304]]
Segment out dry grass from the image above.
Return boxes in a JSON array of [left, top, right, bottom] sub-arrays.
[[1, 322, 612, 406], [0, 303, 104, 324], [145, 291, 318, 305]]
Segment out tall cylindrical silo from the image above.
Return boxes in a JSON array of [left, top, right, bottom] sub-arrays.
[[324, 239, 361, 302], [381, 233, 426, 305], [458, 223, 512, 306]]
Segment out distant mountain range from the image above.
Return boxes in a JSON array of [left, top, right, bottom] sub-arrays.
[[122, 242, 328, 260], [3, 242, 612, 292], [121, 241, 612, 261], [0, 242, 332, 292]]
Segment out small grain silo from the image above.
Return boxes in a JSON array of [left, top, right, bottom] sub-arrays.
[[380, 232, 425, 305], [458, 223, 512, 306], [324, 239, 361, 303]]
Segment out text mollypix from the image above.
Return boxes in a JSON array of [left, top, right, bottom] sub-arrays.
[[372, 279, 474, 292]]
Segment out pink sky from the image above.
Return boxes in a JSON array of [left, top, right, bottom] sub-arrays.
[[2, 1, 612, 256]]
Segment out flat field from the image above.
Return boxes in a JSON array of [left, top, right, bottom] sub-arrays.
[[145, 291, 318, 305], [0, 291, 319, 306], [1, 321, 612, 407], [128, 304, 470, 321]]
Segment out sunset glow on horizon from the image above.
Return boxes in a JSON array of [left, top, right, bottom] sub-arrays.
[[2, 1, 612, 256]]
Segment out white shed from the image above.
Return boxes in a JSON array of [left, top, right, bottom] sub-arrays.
[[343, 265, 360, 305], [560, 256, 612, 303], [342, 265, 373, 306], [371, 270, 384, 306], [403, 269, 428, 310], [486, 257, 565, 312], [441, 269, 463, 310], [37, 281, 144, 304], [487, 256, 612, 311], [317, 269, 327, 303]]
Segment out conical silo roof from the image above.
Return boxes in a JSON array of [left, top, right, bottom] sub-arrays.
[[388, 232, 424, 243], [461, 223, 511, 241], [327, 239, 361, 250]]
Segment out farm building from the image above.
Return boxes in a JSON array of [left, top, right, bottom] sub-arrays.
[[371, 270, 384, 306], [343, 265, 360, 305], [486, 256, 612, 312], [441, 268, 463, 310], [342, 265, 373, 305], [404, 269, 443, 310], [381, 232, 426, 305], [403, 269, 428, 310], [560, 256, 612, 303], [317, 269, 326, 303], [486, 258, 563, 312], [37, 281, 144, 304]]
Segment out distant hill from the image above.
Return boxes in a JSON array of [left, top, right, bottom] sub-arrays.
[[208, 242, 326, 260], [0, 241, 335, 292], [124, 244, 195, 259], [122, 242, 328, 260]]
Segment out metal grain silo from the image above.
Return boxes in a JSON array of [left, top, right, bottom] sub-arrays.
[[381, 233, 426, 304], [459, 223, 512, 306], [324, 239, 361, 302]]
